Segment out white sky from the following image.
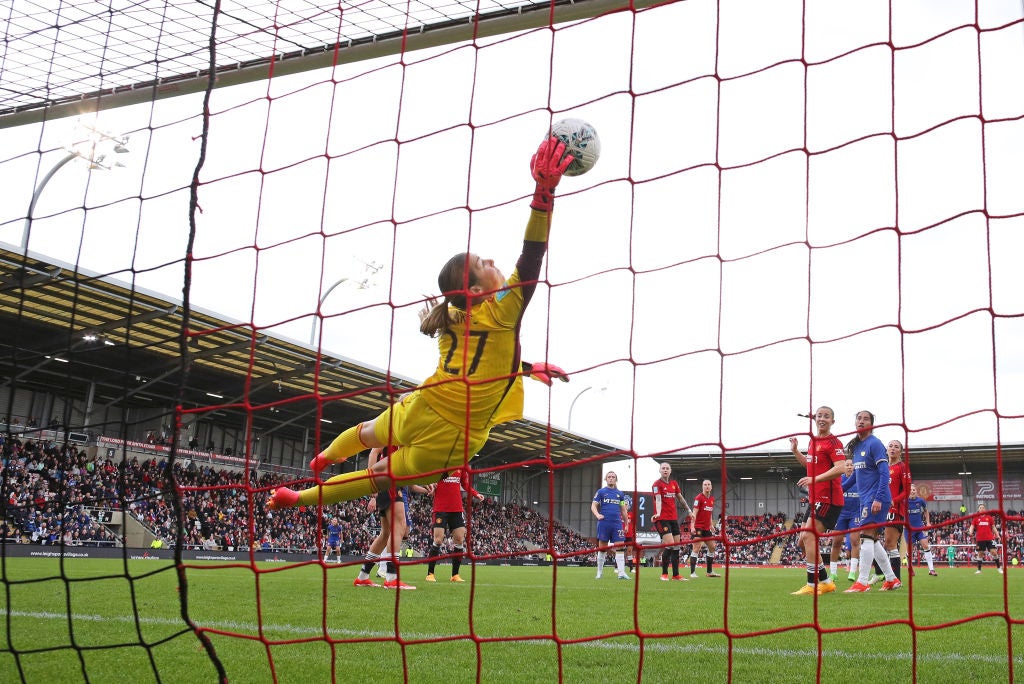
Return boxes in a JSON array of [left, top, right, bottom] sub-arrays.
[[1, 0, 1023, 459]]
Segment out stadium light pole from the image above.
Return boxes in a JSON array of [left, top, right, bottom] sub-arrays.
[[310, 277, 350, 345], [309, 259, 383, 345], [21, 125, 129, 254], [568, 385, 606, 432]]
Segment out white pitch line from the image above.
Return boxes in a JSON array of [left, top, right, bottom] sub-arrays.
[[2, 609, 1020, 665]]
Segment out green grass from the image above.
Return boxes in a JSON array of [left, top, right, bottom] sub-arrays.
[[1, 559, 1020, 683]]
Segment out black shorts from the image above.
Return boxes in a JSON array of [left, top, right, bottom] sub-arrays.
[[976, 540, 997, 552], [654, 519, 680, 537], [691, 528, 715, 540], [375, 489, 395, 514], [375, 488, 407, 515], [885, 510, 905, 533], [433, 511, 466, 532], [812, 501, 841, 531]]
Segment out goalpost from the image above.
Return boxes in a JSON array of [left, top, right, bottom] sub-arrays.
[[1, 1, 1023, 682]]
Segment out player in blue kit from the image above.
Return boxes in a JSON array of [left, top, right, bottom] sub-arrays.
[[843, 410, 901, 593], [905, 483, 937, 576], [834, 459, 861, 581], [591, 471, 630, 580], [325, 517, 343, 564]]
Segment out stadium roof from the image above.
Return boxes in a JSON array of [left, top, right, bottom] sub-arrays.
[[0, 0, 661, 128], [0, 245, 620, 466]]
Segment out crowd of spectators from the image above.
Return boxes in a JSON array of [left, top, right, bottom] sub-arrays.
[[3, 433, 1022, 568], [1, 436, 119, 546], [0, 435, 594, 560]]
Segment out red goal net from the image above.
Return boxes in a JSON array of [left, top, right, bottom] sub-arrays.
[[1, 1, 1022, 682]]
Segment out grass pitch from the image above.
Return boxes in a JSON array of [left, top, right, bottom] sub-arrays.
[[0, 558, 1020, 683]]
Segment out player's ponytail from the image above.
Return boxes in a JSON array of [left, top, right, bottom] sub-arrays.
[[420, 252, 474, 337]]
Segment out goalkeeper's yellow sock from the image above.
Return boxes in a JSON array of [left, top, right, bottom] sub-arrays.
[[296, 469, 380, 506], [322, 424, 370, 462]]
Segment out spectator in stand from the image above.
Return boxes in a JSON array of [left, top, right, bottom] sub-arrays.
[[905, 483, 937, 576], [590, 471, 629, 580], [652, 462, 692, 581], [425, 468, 484, 583], [688, 479, 722, 579], [969, 503, 1003, 574]]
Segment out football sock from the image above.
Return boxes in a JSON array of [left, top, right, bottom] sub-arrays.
[[359, 552, 381, 579], [615, 551, 625, 574], [817, 564, 829, 582], [690, 554, 698, 575], [850, 558, 860, 575], [671, 549, 680, 576], [805, 563, 816, 585], [873, 541, 896, 581], [321, 423, 371, 463], [924, 551, 934, 571], [888, 550, 902, 580], [829, 561, 838, 576], [427, 544, 441, 574], [597, 552, 605, 575], [858, 539, 875, 584], [385, 557, 398, 582], [706, 556, 714, 574], [295, 469, 381, 506], [452, 545, 465, 576]]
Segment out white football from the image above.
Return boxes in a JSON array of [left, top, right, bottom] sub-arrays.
[[549, 118, 600, 176]]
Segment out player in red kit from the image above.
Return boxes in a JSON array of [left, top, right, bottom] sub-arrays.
[[652, 462, 693, 581], [623, 497, 640, 573], [688, 479, 722, 578], [881, 439, 912, 581], [425, 469, 484, 583], [788, 406, 846, 595], [968, 503, 1003, 574]]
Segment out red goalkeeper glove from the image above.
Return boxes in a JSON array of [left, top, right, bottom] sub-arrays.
[[522, 361, 569, 386], [530, 136, 573, 212]]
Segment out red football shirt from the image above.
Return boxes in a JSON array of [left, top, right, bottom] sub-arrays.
[[974, 514, 997, 542], [888, 460, 911, 521], [432, 469, 479, 513], [652, 478, 681, 520], [806, 434, 846, 505], [692, 493, 715, 530]]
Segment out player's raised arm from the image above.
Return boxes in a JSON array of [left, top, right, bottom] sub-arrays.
[[789, 437, 807, 467]]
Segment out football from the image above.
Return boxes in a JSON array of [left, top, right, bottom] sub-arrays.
[[549, 118, 600, 176]]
